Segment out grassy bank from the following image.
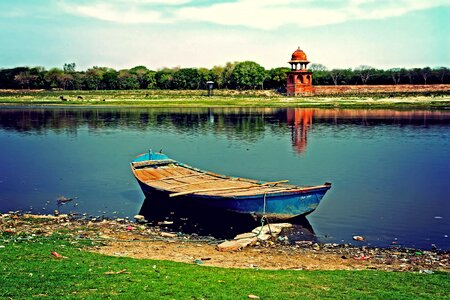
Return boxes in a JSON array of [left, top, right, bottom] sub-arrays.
[[0, 89, 449, 108], [1, 233, 449, 299]]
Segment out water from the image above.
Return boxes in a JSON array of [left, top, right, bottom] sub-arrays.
[[0, 107, 449, 249]]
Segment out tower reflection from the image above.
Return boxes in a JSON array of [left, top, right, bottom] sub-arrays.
[[287, 108, 314, 154]]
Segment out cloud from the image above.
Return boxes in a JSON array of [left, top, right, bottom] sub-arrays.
[[59, 0, 449, 29], [176, 0, 450, 29]]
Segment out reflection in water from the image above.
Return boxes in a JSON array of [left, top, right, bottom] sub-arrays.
[[138, 195, 315, 241], [287, 109, 314, 154], [1, 106, 449, 249], [1, 107, 449, 154]]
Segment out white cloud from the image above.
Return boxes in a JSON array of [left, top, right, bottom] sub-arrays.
[[60, 2, 166, 24], [176, 0, 450, 29], [59, 0, 449, 29]]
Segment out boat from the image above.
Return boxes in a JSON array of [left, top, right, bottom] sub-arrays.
[[131, 151, 332, 220]]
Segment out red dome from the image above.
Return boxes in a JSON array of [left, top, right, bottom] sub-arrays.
[[291, 47, 307, 61]]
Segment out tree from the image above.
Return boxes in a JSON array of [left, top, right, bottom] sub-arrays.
[[14, 71, 37, 89], [172, 68, 201, 89], [419, 67, 431, 85], [355, 65, 374, 84], [433, 67, 449, 84], [44, 68, 64, 89], [329, 69, 343, 85], [309, 63, 328, 71], [117, 70, 139, 90], [130, 66, 151, 89], [266, 67, 289, 89], [387, 68, 402, 85], [155, 68, 175, 89], [146, 71, 157, 89], [231, 61, 266, 89], [63, 63, 76, 73], [210, 65, 225, 88], [197, 68, 211, 89], [56, 73, 74, 90], [405, 68, 416, 84], [222, 62, 237, 89], [84, 67, 105, 90], [101, 68, 119, 90]]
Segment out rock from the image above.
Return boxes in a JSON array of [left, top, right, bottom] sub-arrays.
[[160, 232, 177, 238], [134, 215, 146, 223], [217, 240, 244, 252], [252, 223, 292, 236], [353, 235, 365, 241], [234, 232, 257, 240], [238, 237, 258, 248]]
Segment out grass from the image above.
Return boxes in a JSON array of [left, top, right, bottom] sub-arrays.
[[0, 234, 449, 299], [0, 89, 449, 109]]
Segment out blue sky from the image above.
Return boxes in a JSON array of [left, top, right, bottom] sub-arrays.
[[0, 0, 449, 71]]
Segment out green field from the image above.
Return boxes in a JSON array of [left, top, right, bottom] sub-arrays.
[[0, 89, 449, 108], [1, 234, 449, 299]]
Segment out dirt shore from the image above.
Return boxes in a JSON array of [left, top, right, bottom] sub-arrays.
[[1, 213, 448, 272]]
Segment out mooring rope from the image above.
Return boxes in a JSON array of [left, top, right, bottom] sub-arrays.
[[259, 192, 273, 236]]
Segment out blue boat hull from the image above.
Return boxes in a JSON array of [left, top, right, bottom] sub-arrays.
[[136, 180, 330, 220]]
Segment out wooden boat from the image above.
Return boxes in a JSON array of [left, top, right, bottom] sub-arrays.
[[131, 152, 332, 220]]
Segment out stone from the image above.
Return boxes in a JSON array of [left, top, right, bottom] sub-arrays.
[[237, 237, 258, 248], [234, 232, 257, 240], [217, 240, 243, 252], [160, 232, 177, 238]]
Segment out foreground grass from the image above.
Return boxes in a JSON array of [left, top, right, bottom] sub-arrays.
[[0, 89, 449, 108], [0, 235, 448, 299]]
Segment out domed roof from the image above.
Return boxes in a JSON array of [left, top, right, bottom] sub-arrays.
[[291, 47, 308, 61]]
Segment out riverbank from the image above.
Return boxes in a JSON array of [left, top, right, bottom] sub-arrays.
[[2, 213, 448, 271], [1, 213, 449, 298], [0, 87, 449, 108]]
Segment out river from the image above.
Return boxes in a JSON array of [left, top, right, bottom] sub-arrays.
[[0, 107, 449, 249]]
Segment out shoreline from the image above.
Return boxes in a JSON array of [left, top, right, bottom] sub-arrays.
[[0, 88, 449, 109], [1, 212, 448, 272]]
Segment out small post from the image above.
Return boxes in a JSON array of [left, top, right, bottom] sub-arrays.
[[206, 81, 214, 97]]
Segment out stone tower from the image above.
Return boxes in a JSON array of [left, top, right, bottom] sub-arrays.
[[286, 47, 314, 96]]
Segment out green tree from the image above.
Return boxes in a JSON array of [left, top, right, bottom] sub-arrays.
[[155, 68, 175, 89], [117, 70, 139, 90], [223, 62, 237, 88], [265, 67, 289, 89], [130, 66, 152, 89], [172, 68, 201, 89], [63, 63, 76, 73], [198, 68, 211, 89], [210, 65, 225, 88], [84, 67, 105, 90], [44, 68, 64, 89], [146, 71, 157, 89], [101, 68, 119, 90], [231, 61, 266, 89]]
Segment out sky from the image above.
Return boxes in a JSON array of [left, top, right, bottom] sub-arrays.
[[0, 0, 449, 71]]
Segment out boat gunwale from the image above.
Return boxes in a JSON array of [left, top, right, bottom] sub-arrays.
[[131, 159, 331, 198]]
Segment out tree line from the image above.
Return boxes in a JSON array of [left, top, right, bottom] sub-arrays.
[[1, 62, 448, 91]]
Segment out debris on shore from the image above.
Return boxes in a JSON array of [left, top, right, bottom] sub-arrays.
[[217, 223, 292, 252], [1, 212, 448, 271]]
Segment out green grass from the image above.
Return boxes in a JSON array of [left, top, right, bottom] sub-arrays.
[[0, 234, 449, 299], [0, 89, 449, 109]]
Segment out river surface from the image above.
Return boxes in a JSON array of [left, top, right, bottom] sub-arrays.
[[0, 107, 449, 249]]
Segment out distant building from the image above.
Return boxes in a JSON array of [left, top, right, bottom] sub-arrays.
[[286, 47, 314, 96]]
